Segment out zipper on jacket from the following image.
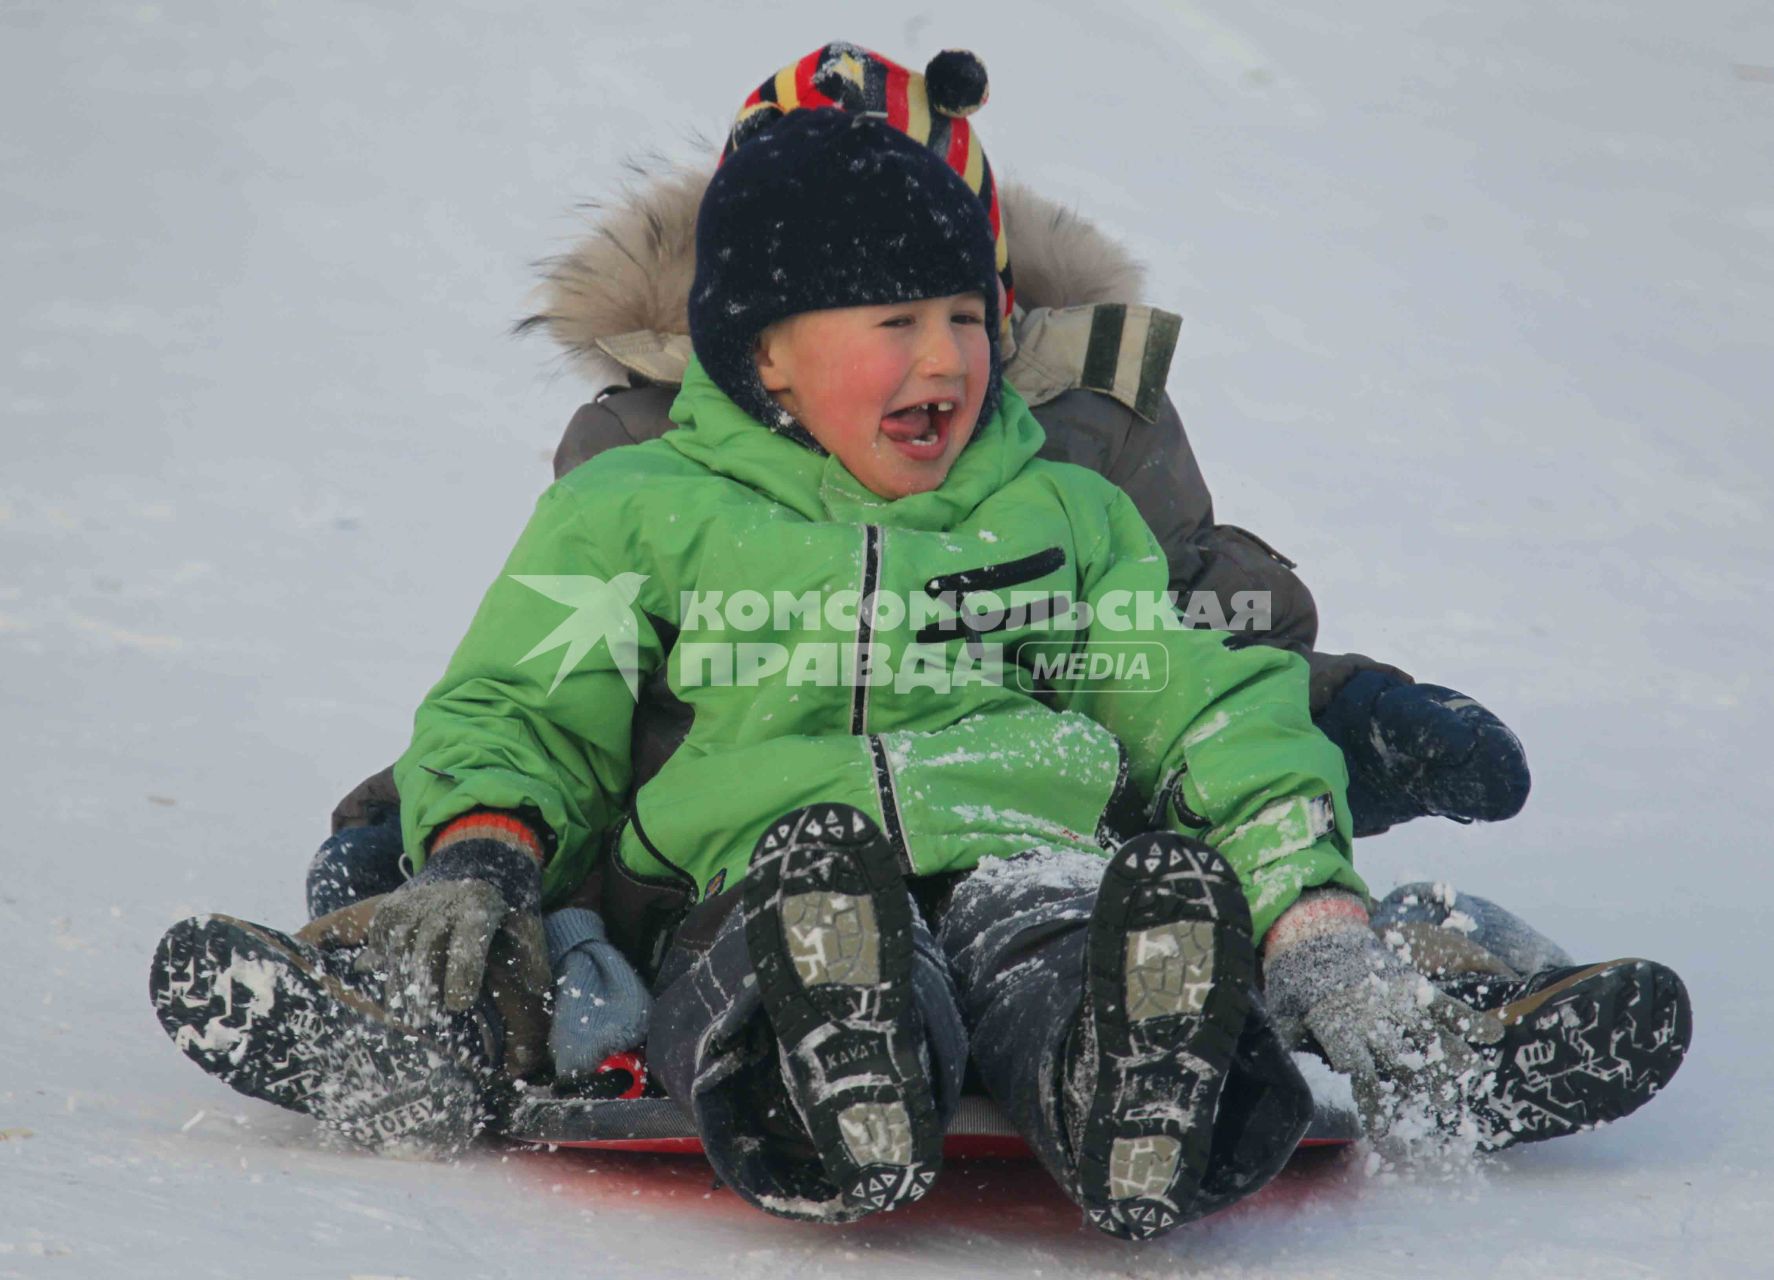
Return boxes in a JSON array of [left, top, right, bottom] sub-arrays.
[[867, 734, 915, 876], [851, 524, 882, 735]]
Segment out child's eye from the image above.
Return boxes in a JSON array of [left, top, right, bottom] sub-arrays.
[[951, 312, 985, 326], [879, 315, 915, 329]]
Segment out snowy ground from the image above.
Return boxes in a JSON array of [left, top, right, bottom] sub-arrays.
[[4, 1, 1771, 1275]]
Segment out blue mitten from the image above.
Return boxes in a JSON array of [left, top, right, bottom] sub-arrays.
[[542, 908, 652, 1082], [1316, 671, 1531, 836]]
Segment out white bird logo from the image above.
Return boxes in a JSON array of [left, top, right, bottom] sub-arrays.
[[510, 573, 650, 701]]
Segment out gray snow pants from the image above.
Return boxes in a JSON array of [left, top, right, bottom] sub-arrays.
[[1369, 881, 1573, 978]]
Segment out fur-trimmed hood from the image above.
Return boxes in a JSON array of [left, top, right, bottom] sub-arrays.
[[518, 163, 1147, 387]]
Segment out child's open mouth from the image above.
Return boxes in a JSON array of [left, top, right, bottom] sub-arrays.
[[880, 400, 957, 461]]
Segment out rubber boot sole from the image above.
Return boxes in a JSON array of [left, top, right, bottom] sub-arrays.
[[149, 914, 488, 1155], [743, 805, 941, 1217], [1480, 957, 1691, 1150], [1073, 834, 1255, 1241]]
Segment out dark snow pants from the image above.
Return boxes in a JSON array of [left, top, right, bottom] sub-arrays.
[[306, 819, 407, 919], [647, 846, 1310, 1219]]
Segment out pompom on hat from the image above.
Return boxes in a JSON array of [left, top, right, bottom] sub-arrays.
[[922, 49, 990, 118], [722, 43, 1013, 327]]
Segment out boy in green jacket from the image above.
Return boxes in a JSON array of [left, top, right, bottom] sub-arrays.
[[397, 108, 1366, 1235], [151, 104, 1689, 1237]]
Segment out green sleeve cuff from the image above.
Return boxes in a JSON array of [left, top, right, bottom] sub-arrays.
[[398, 765, 594, 908], [1238, 840, 1368, 941]]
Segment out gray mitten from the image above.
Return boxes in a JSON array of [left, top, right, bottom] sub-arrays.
[[355, 824, 553, 1077], [1264, 890, 1503, 1146]]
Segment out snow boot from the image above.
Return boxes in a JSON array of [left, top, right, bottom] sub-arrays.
[[645, 838, 965, 1223], [1061, 832, 1259, 1240], [1368, 884, 1688, 1149], [149, 913, 497, 1156], [1467, 958, 1692, 1150], [930, 839, 1300, 1240], [743, 804, 944, 1218]]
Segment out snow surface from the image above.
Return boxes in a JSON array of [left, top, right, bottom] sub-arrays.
[[4, 0, 1772, 1274]]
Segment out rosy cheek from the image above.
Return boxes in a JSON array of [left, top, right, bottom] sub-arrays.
[[850, 350, 910, 410]]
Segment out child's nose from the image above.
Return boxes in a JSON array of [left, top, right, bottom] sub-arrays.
[[917, 322, 966, 377]]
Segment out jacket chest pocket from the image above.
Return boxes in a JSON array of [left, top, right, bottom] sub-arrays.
[[905, 543, 1076, 659]]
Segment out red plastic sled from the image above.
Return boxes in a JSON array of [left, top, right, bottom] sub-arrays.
[[502, 1053, 1360, 1158]]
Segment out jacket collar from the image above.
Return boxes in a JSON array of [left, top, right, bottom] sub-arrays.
[[665, 357, 1045, 532]]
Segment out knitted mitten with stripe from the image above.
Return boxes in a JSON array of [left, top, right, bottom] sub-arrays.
[[355, 811, 555, 1078]]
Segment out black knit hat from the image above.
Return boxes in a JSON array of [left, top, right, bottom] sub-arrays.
[[688, 107, 1003, 447]]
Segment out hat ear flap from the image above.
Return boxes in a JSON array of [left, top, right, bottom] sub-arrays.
[[811, 68, 867, 112], [727, 101, 786, 155], [811, 41, 873, 112]]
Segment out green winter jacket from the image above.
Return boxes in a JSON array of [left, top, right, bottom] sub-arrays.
[[395, 359, 1366, 938]]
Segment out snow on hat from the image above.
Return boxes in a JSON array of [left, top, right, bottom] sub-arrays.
[[722, 42, 1013, 328], [688, 108, 1003, 447]]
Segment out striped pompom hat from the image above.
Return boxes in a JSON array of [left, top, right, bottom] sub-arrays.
[[722, 43, 1013, 331]]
